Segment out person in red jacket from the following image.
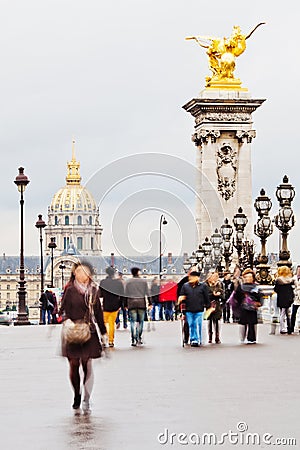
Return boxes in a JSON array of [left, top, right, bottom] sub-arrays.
[[159, 278, 178, 321]]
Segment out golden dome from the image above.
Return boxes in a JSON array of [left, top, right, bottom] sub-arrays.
[[50, 140, 97, 213]]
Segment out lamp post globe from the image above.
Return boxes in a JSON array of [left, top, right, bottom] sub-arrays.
[[275, 175, 295, 208], [254, 188, 272, 217], [14, 167, 31, 326]]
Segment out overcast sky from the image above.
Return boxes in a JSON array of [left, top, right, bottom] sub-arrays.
[[0, 0, 299, 262]]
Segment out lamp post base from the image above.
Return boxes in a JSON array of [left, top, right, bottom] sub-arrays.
[[14, 319, 31, 326]]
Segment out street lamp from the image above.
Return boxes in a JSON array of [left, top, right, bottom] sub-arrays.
[[274, 176, 295, 267], [220, 218, 233, 271], [233, 207, 248, 266], [254, 189, 273, 283], [14, 167, 30, 325], [48, 237, 57, 287], [202, 237, 213, 275], [159, 215, 168, 279], [59, 263, 66, 289], [35, 214, 46, 324], [210, 228, 223, 272], [242, 239, 255, 269]]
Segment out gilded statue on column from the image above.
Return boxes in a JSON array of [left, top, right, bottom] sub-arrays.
[[186, 23, 265, 88]]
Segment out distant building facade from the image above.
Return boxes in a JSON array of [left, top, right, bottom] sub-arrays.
[[45, 140, 102, 256]]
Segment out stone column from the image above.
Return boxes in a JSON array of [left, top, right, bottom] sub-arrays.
[[183, 89, 265, 244]]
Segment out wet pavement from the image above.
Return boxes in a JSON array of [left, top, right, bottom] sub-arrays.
[[0, 320, 299, 450]]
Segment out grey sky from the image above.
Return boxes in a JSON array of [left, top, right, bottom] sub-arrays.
[[0, 1, 299, 260]]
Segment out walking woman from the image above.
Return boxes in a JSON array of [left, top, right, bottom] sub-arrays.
[[205, 271, 224, 344], [274, 265, 294, 335], [59, 260, 107, 411], [234, 268, 262, 344]]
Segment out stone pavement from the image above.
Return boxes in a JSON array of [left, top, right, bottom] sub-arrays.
[[0, 320, 299, 450]]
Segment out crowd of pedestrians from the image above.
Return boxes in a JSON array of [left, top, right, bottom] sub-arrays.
[[41, 259, 300, 411]]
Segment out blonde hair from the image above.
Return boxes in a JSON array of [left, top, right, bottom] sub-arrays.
[[277, 266, 292, 278]]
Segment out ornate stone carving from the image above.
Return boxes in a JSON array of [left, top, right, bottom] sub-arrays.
[[192, 129, 220, 146], [236, 130, 256, 143], [195, 112, 251, 124], [216, 143, 237, 201]]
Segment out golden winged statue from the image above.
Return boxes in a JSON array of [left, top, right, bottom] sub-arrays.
[[186, 23, 265, 87]]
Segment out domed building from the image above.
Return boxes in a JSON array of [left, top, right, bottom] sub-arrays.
[[45, 141, 102, 256]]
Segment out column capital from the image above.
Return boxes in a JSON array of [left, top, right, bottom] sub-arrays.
[[192, 129, 220, 146], [236, 130, 256, 143]]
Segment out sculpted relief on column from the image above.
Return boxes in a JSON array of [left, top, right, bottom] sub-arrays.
[[216, 143, 237, 201]]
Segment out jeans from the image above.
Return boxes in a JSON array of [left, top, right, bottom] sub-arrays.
[[42, 309, 51, 324], [185, 311, 204, 344], [280, 307, 291, 333], [164, 301, 175, 321], [129, 308, 145, 342], [150, 302, 160, 321]]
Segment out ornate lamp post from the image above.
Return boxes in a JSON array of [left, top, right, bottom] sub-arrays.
[[274, 176, 295, 267], [242, 239, 255, 269], [254, 189, 273, 283], [59, 263, 66, 289], [159, 215, 168, 279], [14, 167, 30, 326], [233, 207, 248, 267], [195, 244, 205, 274], [48, 237, 57, 287], [220, 218, 233, 271], [35, 214, 46, 324], [210, 228, 223, 273], [202, 237, 213, 275], [182, 244, 205, 276]]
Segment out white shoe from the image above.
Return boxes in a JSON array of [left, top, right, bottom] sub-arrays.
[[82, 400, 91, 412]]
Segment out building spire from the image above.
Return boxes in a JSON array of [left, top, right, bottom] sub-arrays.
[[72, 137, 76, 161], [66, 138, 81, 185]]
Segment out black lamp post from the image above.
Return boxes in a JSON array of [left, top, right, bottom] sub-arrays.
[[254, 189, 273, 283], [210, 228, 223, 273], [274, 176, 295, 267], [48, 237, 57, 287], [233, 207, 248, 267], [159, 215, 168, 279], [242, 239, 255, 269], [220, 218, 233, 271], [59, 263, 66, 289], [35, 214, 46, 324], [202, 237, 213, 275], [14, 167, 30, 326], [195, 244, 205, 274]]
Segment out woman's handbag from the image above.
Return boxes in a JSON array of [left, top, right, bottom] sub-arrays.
[[204, 305, 216, 320], [62, 318, 91, 344], [241, 295, 257, 311]]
